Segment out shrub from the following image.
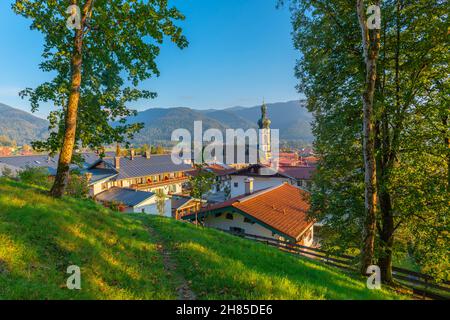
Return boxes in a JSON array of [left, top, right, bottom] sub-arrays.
[[1, 166, 15, 178], [18, 166, 51, 188], [66, 173, 90, 198]]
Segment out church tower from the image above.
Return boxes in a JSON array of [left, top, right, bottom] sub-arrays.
[[258, 101, 271, 164]]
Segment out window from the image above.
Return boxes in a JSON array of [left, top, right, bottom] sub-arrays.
[[226, 213, 233, 220], [230, 227, 245, 235], [234, 182, 238, 188], [244, 217, 254, 224], [215, 213, 222, 218]]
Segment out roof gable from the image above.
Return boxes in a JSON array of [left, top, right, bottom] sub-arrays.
[[95, 187, 155, 207], [185, 183, 314, 241]]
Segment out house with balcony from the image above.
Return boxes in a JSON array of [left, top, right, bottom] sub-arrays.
[[86, 151, 193, 197], [95, 187, 171, 217]]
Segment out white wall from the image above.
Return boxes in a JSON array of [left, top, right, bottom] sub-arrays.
[[204, 210, 315, 247], [91, 180, 183, 197], [230, 176, 289, 198], [133, 197, 172, 218], [204, 211, 276, 239], [302, 226, 314, 247]]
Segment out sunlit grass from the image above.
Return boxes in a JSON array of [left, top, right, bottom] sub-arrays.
[[142, 215, 406, 300], [0, 178, 407, 300], [0, 178, 177, 300]]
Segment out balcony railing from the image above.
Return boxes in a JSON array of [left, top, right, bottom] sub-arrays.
[[130, 176, 189, 190]]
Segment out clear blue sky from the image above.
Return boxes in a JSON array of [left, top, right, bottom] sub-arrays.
[[0, 0, 301, 119]]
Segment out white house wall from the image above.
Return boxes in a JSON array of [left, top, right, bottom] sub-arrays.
[[133, 198, 172, 218], [90, 180, 183, 197], [204, 211, 276, 239], [230, 176, 288, 198]]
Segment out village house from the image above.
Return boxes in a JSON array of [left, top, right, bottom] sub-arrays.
[[182, 181, 315, 246], [229, 163, 315, 197], [86, 151, 192, 197], [95, 187, 171, 217], [0, 151, 193, 218], [171, 195, 204, 220], [0, 152, 103, 176], [186, 163, 237, 203]]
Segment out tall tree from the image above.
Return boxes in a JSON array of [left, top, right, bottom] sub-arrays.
[[290, 0, 448, 282], [356, 0, 381, 275], [13, 0, 188, 197]]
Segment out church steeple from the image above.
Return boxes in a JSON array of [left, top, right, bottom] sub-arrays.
[[258, 100, 271, 129], [258, 100, 272, 164]]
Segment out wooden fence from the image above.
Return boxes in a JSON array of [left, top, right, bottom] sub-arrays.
[[223, 230, 450, 300]]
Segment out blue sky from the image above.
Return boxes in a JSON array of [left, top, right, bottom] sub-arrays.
[[0, 0, 301, 119]]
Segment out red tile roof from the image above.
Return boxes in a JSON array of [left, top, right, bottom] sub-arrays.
[[279, 166, 316, 180], [186, 164, 236, 177], [186, 183, 314, 241], [206, 164, 237, 176]]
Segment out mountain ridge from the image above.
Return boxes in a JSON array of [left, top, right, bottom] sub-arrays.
[[0, 100, 313, 146]]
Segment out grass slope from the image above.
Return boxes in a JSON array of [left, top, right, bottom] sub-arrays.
[[0, 179, 176, 299], [0, 179, 404, 300]]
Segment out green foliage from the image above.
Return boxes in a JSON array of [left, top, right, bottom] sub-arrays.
[[18, 166, 51, 188], [0, 178, 177, 299], [142, 215, 404, 300], [290, 0, 449, 278], [155, 189, 167, 216], [65, 173, 90, 199], [153, 145, 165, 155], [12, 0, 188, 153], [0, 178, 406, 299], [1, 167, 14, 178], [189, 165, 216, 200]]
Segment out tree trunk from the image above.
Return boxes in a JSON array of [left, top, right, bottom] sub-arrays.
[[50, 30, 83, 197], [50, 1, 93, 197], [357, 0, 381, 275], [444, 115, 450, 192], [378, 189, 394, 284]]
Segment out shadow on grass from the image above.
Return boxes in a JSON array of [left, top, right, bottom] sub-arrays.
[[0, 179, 177, 299], [143, 215, 402, 300]]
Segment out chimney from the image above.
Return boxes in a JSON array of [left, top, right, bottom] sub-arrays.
[[85, 172, 93, 182], [114, 156, 120, 169], [244, 177, 254, 195], [145, 149, 151, 159], [130, 148, 135, 160]]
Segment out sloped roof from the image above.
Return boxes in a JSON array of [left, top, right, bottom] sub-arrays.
[[87, 168, 118, 184], [171, 197, 192, 210], [279, 166, 315, 180], [95, 187, 154, 207], [93, 154, 192, 179], [0, 152, 110, 175], [187, 163, 237, 177], [184, 183, 314, 241], [232, 163, 315, 181]]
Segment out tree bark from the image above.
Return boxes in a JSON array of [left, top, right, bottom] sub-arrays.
[[357, 0, 381, 275], [378, 189, 394, 283], [50, 0, 93, 197], [376, 0, 401, 284], [444, 115, 450, 193]]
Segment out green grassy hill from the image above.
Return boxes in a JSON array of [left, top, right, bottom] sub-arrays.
[[0, 178, 405, 300]]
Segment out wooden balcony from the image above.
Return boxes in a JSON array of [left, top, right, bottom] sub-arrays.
[[130, 176, 189, 190]]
